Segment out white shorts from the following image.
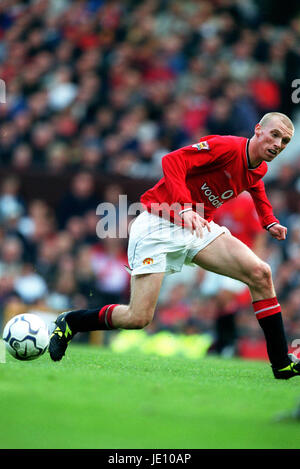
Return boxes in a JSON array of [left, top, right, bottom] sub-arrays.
[[127, 211, 230, 276]]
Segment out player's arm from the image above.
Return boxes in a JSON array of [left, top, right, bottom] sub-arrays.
[[247, 180, 287, 240], [161, 139, 228, 236], [161, 146, 198, 208]]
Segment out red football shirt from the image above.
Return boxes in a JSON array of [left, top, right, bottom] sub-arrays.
[[213, 192, 263, 248], [140, 135, 279, 229]]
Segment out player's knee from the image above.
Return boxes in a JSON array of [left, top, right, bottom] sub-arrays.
[[127, 307, 153, 329], [249, 261, 273, 289], [132, 317, 151, 329], [128, 316, 152, 329]]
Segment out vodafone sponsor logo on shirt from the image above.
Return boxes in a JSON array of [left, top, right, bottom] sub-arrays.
[[201, 182, 234, 208]]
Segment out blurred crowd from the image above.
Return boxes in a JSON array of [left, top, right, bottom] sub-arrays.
[[0, 0, 300, 359], [0, 0, 300, 177]]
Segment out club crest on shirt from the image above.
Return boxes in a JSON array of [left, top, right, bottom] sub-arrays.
[[192, 141, 210, 151]]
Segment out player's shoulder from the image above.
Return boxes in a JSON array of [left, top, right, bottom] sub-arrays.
[[195, 134, 247, 155], [200, 134, 247, 147], [182, 134, 247, 159]]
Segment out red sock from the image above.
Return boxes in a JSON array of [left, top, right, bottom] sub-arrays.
[[252, 297, 281, 320], [98, 304, 118, 330], [253, 297, 289, 368]]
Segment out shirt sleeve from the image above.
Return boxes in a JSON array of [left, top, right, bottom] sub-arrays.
[[247, 179, 279, 229]]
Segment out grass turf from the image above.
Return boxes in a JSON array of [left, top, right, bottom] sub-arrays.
[[0, 344, 300, 449]]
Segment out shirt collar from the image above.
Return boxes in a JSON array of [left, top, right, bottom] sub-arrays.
[[246, 139, 262, 170]]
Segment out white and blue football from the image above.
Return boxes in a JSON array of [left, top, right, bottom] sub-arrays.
[[2, 314, 49, 361]]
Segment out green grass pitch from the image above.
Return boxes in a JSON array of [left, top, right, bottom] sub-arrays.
[[0, 344, 300, 449]]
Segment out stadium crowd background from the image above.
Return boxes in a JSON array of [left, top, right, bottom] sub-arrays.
[[0, 0, 300, 360]]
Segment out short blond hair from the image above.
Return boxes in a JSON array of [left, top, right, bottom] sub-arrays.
[[259, 112, 294, 132]]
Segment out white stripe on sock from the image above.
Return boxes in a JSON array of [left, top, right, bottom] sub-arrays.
[[255, 303, 280, 315]]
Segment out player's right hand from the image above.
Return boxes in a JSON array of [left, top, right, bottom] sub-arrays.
[[180, 210, 211, 238], [268, 223, 287, 240]]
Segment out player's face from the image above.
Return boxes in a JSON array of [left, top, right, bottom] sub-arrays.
[[255, 118, 293, 162]]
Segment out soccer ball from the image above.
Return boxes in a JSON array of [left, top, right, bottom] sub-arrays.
[[2, 314, 49, 361]]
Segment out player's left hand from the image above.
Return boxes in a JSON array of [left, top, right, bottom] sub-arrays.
[[268, 223, 287, 240]]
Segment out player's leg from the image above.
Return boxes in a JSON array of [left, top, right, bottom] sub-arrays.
[[192, 232, 274, 300], [49, 272, 164, 361], [192, 232, 299, 379], [110, 272, 165, 328]]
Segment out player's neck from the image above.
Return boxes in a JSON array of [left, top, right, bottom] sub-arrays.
[[248, 137, 263, 168]]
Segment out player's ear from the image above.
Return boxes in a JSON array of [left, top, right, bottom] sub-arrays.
[[254, 123, 261, 137]]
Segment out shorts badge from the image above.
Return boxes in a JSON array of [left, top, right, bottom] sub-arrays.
[[143, 258, 154, 265]]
